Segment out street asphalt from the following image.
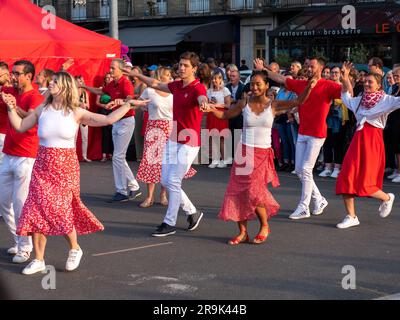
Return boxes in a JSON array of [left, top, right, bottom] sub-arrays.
[[0, 161, 399, 300]]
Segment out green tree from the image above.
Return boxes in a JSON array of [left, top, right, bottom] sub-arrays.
[[273, 52, 291, 69], [350, 44, 370, 64], [312, 47, 328, 62]]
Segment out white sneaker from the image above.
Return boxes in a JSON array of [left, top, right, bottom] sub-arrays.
[[379, 193, 395, 218], [392, 175, 400, 183], [7, 246, 18, 255], [223, 158, 233, 165], [65, 247, 83, 271], [289, 207, 311, 220], [319, 169, 332, 177], [312, 197, 328, 216], [217, 160, 227, 168], [12, 251, 31, 264], [336, 215, 360, 229], [208, 160, 219, 169], [22, 259, 46, 275], [291, 170, 297, 175], [330, 168, 340, 178], [387, 171, 399, 180]]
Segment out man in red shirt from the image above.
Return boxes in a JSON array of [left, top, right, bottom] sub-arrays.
[[83, 59, 141, 202], [127, 52, 207, 236], [0, 60, 43, 263], [257, 57, 342, 220]]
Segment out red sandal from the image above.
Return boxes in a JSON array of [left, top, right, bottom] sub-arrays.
[[252, 225, 270, 244], [228, 233, 249, 245]]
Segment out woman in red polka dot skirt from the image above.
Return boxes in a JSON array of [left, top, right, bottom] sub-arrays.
[[2, 71, 148, 275]]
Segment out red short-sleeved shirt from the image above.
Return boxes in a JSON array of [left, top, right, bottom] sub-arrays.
[[168, 79, 207, 146], [3, 89, 44, 158], [0, 86, 18, 134], [102, 76, 135, 118], [286, 78, 342, 138]]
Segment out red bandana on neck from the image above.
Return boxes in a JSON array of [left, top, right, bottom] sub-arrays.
[[360, 90, 384, 109]]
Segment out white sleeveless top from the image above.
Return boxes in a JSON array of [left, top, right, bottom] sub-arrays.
[[38, 106, 79, 148], [241, 103, 273, 148]]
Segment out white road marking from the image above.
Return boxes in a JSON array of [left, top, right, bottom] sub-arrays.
[[92, 242, 173, 257], [375, 293, 400, 300]]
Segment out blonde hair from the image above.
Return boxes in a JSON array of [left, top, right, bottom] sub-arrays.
[[44, 71, 80, 113], [155, 66, 171, 81]]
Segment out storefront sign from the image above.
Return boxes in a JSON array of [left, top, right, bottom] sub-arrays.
[[278, 28, 362, 37]]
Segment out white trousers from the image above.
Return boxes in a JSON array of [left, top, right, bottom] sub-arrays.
[[80, 124, 89, 159], [295, 134, 326, 210], [0, 133, 5, 165], [0, 133, 4, 217], [0, 155, 34, 252], [161, 140, 200, 226], [112, 117, 139, 196]]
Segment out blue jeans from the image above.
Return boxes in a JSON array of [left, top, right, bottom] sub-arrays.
[[277, 122, 295, 163]]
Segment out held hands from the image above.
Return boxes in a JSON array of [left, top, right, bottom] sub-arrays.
[[105, 99, 124, 110], [105, 99, 150, 110], [1, 92, 17, 110], [199, 101, 216, 113], [127, 99, 150, 109]]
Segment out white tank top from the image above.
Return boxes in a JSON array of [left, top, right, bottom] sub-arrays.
[[241, 103, 273, 148], [38, 106, 79, 148]]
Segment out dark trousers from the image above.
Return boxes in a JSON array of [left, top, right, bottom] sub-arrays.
[[323, 126, 347, 165]]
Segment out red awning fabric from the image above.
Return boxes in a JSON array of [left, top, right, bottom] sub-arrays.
[[0, 0, 121, 160]]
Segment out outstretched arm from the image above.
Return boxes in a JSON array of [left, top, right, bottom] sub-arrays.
[[201, 98, 245, 119], [123, 69, 170, 93], [253, 58, 288, 85], [78, 99, 150, 127], [272, 78, 317, 115]]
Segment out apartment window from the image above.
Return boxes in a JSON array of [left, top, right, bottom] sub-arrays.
[[254, 29, 266, 59], [99, 0, 109, 18], [188, 0, 209, 14], [230, 0, 253, 10], [157, 0, 167, 15], [71, 0, 87, 20]]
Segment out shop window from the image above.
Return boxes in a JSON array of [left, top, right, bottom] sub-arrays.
[[254, 29, 266, 59]]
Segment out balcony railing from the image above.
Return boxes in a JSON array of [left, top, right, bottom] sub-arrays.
[[230, 0, 254, 10], [188, 0, 210, 14], [32, 0, 391, 22], [262, 0, 387, 8]]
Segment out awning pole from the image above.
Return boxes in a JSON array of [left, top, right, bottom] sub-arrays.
[[110, 0, 119, 40]]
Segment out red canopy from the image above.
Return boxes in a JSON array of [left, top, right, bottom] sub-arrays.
[[0, 0, 121, 160]]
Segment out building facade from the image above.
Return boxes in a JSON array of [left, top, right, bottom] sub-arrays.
[[32, 0, 399, 66]]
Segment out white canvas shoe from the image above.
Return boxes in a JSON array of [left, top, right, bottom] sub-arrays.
[[22, 259, 46, 275], [65, 247, 83, 271], [319, 169, 332, 177], [330, 168, 340, 178], [379, 193, 395, 218], [208, 160, 219, 169], [336, 215, 360, 229]]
